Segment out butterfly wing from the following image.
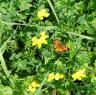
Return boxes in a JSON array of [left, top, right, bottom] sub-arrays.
[[53, 40, 60, 48], [55, 44, 67, 53], [53, 40, 69, 53]]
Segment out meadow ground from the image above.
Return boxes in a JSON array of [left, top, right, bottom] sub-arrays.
[[0, 0, 96, 95]]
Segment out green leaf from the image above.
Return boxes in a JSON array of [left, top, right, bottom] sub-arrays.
[[0, 86, 13, 95]]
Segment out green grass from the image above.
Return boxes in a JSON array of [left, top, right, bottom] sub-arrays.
[[0, 0, 96, 95]]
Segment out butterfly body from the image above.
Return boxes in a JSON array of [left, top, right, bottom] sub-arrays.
[[53, 40, 69, 53]]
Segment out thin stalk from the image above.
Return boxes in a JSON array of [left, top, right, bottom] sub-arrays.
[[66, 32, 95, 41], [1, 21, 57, 30], [0, 54, 15, 88], [0, 33, 15, 88], [0, 33, 14, 53], [47, 0, 59, 24]]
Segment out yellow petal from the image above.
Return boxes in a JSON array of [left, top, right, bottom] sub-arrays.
[[31, 82, 37, 88], [72, 69, 86, 81], [32, 36, 38, 46], [59, 74, 64, 79], [55, 73, 60, 80], [30, 87, 36, 92], [43, 40, 47, 44], [40, 32, 49, 39], [72, 74, 77, 81], [39, 16, 44, 20], [47, 73, 55, 81], [37, 9, 49, 20], [36, 84, 40, 87], [44, 13, 50, 17], [28, 85, 32, 91], [47, 78, 53, 82], [37, 42, 42, 48], [32, 37, 37, 41]]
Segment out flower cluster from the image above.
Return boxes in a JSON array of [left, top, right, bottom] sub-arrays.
[[47, 73, 64, 82], [32, 32, 49, 48], [72, 69, 86, 81], [27, 81, 40, 93], [37, 9, 50, 20]]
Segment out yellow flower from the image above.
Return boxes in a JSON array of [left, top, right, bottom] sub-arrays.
[[28, 85, 36, 93], [36, 84, 40, 87], [58, 74, 64, 79], [39, 32, 49, 43], [32, 32, 49, 48], [47, 73, 55, 82], [40, 32, 49, 39], [31, 81, 40, 88], [27, 81, 40, 93], [32, 36, 38, 46], [37, 9, 50, 20], [54, 73, 60, 80], [72, 69, 86, 81], [55, 73, 64, 80]]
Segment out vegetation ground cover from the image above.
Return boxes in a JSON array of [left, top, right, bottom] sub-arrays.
[[0, 0, 96, 95]]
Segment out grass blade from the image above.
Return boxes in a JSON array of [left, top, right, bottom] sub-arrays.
[[0, 54, 15, 88], [47, 0, 59, 24], [1, 21, 57, 30], [67, 32, 95, 41], [0, 33, 14, 53], [0, 34, 15, 88]]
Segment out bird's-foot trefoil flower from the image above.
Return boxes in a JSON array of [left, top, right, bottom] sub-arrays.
[[47, 72, 64, 82], [32, 31, 49, 48], [27, 81, 40, 93], [47, 73, 55, 82], [37, 9, 50, 20], [55, 73, 64, 80], [72, 69, 86, 81]]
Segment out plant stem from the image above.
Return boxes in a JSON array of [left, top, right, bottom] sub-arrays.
[[0, 54, 15, 88], [1, 21, 57, 30], [0, 33, 15, 88], [47, 0, 59, 24]]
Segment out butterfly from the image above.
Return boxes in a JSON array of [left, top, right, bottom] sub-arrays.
[[53, 39, 69, 53]]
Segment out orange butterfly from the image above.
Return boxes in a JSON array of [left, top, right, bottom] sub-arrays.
[[53, 39, 69, 53]]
